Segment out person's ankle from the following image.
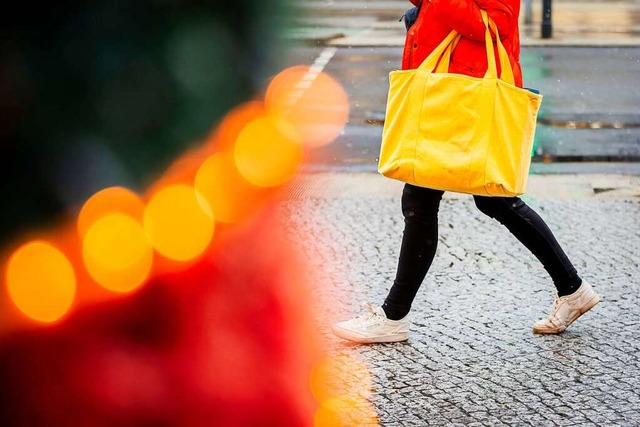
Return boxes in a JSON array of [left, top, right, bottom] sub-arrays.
[[557, 277, 582, 297], [382, 303, 409, 321]]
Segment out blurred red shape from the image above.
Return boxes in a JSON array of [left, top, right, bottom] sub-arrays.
[[0, 207, 321, 427]]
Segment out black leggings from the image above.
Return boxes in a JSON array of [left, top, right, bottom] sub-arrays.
[[383, 184, 581, 320]]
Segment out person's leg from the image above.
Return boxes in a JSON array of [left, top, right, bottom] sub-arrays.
[[473, 196, 581, 295], [332, 184, 443, 343], [474, 196, 599, 334], [382, 184, 444, 320], [473, 196, 600, 334]]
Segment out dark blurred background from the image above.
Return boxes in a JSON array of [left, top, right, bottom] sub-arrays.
[[0, 0, 291, 245]]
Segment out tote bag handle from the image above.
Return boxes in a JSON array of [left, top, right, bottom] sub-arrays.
[[418, 10, 515, 85]]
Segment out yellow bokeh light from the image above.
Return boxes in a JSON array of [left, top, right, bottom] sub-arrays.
[[310, 355, 374, 403], [77, 187, 145, 239], [266, 65, 349, 147], [82, 213, 153, 293], [194, 152, 260, 224], [234, 116, 303, 188], [206, 100, 266, 151], [143, 185, 215, 262], [314, 395, 379, 427], [5, 241, 77, 323]]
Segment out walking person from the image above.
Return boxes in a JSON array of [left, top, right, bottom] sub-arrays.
[[332, 0, 600, 344]]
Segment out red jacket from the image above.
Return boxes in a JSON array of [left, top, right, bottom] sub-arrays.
[[404, 0, 523, 87]]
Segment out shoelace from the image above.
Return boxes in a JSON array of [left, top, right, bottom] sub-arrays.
[[351, 303, 384, 327], [546, 295, 561, 320]]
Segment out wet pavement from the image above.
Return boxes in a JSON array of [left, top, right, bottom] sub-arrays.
[[281, 172, 640, 426], [292, 0, 640, 47], [278, 3, 640, 425], [281, 0, 640, 172], [283, 45, 640, 170]]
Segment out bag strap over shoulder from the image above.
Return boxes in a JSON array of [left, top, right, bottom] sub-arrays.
[[486, 16, 514, 84], [417, 30, 460, 73], [434, 35, 461, 73], [417, 10, 515, 85]]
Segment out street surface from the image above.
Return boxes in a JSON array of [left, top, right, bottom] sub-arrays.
[[279, 1, 640, 425], [281, 0, 640, 174], [282, 45, 640, 171], [282, 173, 640, 426]]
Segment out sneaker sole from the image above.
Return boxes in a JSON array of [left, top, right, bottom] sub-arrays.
[[533, 294, 600, 335], [331, 326, 408, 344]]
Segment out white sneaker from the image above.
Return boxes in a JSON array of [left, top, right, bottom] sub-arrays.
[[533, 280, 600, 335], [332, 303, 409, 343]]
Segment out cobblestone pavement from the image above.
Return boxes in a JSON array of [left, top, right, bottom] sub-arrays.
[[282, 173, 640, 426]]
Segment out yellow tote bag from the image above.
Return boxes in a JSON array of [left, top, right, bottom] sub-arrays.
[[378, 11, 543, 196]]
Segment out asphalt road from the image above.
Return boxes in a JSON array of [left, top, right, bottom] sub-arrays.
[[280, 45, 640, 174]]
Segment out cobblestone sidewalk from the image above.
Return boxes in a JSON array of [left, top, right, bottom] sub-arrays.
[[282, 173, 640, 426]]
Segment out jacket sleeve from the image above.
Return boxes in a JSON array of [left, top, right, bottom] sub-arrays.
[[429, 0, 516, 41], [410, 0, 422, 6]]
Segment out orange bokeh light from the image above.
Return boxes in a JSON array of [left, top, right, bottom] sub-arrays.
[[234, 116, 303, 188], [5, 241, 76, 323], [143, 185, 215, 262], [206, 101, 266, 151], [310, 355, 374, 403], [266, 65, 349, 147], [82, 213, 153, 293], [314, 395, 379, 427], [310, 354, 378, 426], [195, 152, 261, 224], [77, 187, 145, 239]]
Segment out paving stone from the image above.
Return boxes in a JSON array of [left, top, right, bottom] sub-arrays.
[[280, 174, 640, 426]]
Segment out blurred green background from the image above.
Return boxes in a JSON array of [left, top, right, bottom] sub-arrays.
[[0, 0, 291, 244]]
